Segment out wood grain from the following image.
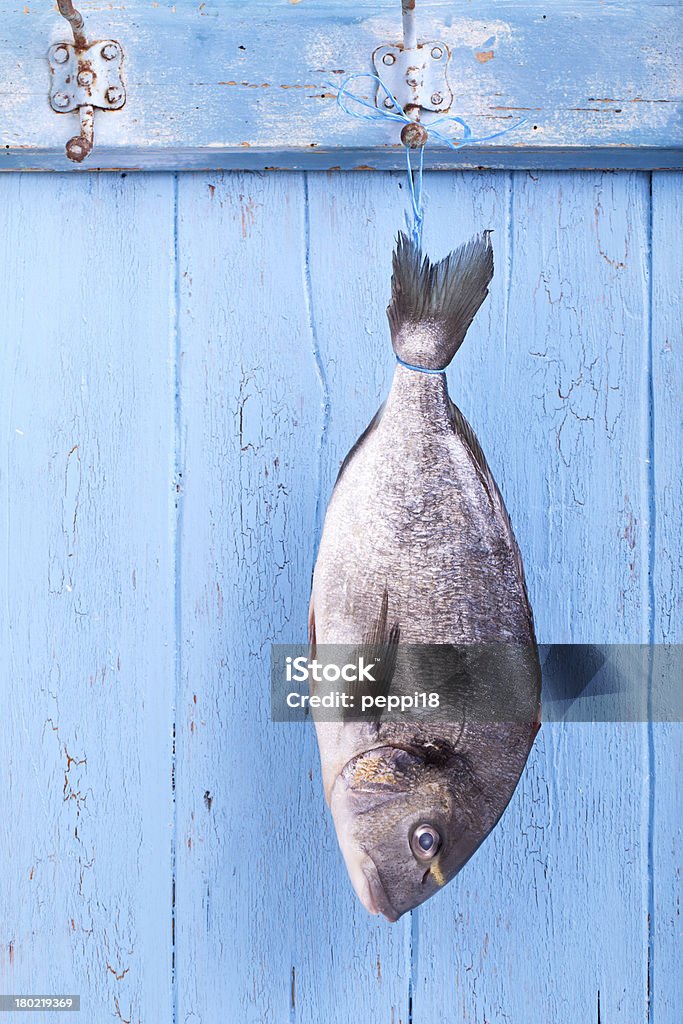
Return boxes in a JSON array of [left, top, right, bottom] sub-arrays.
[[0, 1, 681, 171], [171, 170, 408, 1024], [650, 170, 683, 1023], [0, 173, 176, 1022], [409, 169, 652, 1022]]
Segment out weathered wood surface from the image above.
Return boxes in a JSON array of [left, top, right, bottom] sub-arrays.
[[1, 1, 682, 171], [0, 174, 176, 1022], [651, 170, 683, 1024], [0, 169, 681, 1021]]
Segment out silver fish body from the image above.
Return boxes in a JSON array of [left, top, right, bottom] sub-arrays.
[[309, 234, 541, 921]]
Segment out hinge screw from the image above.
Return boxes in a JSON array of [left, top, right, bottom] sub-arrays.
[[105, 85, 124, 105], [382, 52, 396, 66], [53, 45, 70, 65], [101, 43, 119, 61], [431, 92, 443, 105], [383, 96, 394, 109], [53, 92, 70, 109], [431, 46, 443, 60], [77, 69, 94, 87]]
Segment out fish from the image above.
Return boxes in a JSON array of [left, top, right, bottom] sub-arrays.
[[308, 232, 541, 921]]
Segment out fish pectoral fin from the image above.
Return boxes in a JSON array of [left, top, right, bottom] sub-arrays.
[[308, 598, 317, 654], [307, 599, 319, 698], [343, 590, 400, 725]]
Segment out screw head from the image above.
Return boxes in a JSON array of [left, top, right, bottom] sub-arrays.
[[77, 69, 94, 88], [431, 46, 443, 60], [53, 92, 70, 109], [53, 45, 69, 65], [101, 43, 119, 61], [383, 96, 394, 109], [105, 85, 124, 105], [431, 92, 443, 106], [382, 52, 396, 66], [401, 122, 429, 149]]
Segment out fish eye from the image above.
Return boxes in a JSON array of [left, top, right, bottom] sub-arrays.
[[410, 824, 441, 861]]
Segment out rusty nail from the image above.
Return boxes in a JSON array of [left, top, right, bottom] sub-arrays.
[[101, 43, 119, 61], [53, 92, 70, 109], [406, 76, 418, 87], [383, 96, 394, 109], [400, 122, 428, 149], [431, 92, 443, 105], [77, 69, 94, 87], [53, 45, 70, 64], [106, 85, 123, 104], [382, 52, 396, 66]]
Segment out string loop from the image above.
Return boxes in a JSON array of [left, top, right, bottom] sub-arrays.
[[332, 73, 527, 248]]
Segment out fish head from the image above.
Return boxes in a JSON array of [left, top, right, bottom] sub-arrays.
[[329, 743, 483, 921]]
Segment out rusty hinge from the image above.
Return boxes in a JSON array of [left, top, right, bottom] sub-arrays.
[[48, 1, 125, 163], [372, 0, 452, 124]]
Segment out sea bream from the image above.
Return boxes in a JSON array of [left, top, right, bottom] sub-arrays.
[[308, 232, 541, 921]]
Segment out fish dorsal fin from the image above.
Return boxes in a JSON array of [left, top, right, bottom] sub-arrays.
[[448, 399, 534, 627], [334, 402, 385, 489]]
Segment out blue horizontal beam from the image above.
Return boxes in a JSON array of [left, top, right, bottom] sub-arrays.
[[1, 0, 681, 171]]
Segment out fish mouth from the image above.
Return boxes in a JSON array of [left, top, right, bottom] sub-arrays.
[[359, 856, 400, 922], [335, 830, 400, 922]]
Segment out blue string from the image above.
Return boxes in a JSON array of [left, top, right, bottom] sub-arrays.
[[332, 72, 527, 249], [395, 355, 446, 375]]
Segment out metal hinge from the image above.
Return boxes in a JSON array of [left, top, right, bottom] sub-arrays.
[[372, 0, 452, 121], [48, 2, 125, 163]]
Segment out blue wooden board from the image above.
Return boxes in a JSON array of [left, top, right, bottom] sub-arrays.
[[1, 1, 682, 171], [651, 170, 683, 1024], [0, 168, 681, 1022], [0, 174, 176, 1021]]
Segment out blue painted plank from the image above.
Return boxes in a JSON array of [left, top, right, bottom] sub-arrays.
[[303, 172, 651, 1019], [0, 1, 681, 171], [299, 169, 655, 1020], [651, 170, 683, 1024], [406, 171, 651, 1020], [0, 174, 176, 1021], [172, 170, 409, 1024]]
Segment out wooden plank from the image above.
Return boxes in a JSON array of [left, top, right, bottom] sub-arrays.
[[650, 170, 683, 1024], [405, 170, 652, 1021], [172, 170, 409, 1023], [0, 174, 175, 1020], [1, 1, 681, 171], [300, 171, 419, 1022]]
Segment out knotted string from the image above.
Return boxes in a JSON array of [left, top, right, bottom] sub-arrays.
[[332, 73, 526, 249]]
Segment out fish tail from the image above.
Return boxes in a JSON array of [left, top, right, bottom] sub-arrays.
[[387, 232, 494, 370]]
